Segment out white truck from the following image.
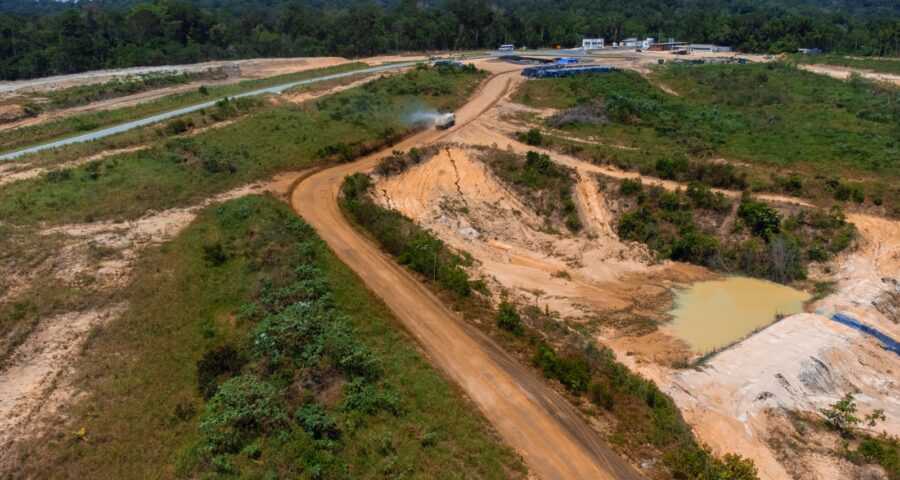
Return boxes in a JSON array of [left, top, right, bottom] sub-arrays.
[[435, 112, 456, 130]]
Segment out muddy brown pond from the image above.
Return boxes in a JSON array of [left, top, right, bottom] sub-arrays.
[[668, 277, 811, 353]]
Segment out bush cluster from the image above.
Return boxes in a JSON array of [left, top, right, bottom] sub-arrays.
[[341, 173, 473, 296], [526, 337, 758, 479], [189, 199, 403, 474], [615, 178, 855, 283], [374, 147, 433, 177]]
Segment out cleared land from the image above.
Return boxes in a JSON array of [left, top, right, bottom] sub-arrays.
[[291, 68, 643, 480], [3, 50, 898, 480]]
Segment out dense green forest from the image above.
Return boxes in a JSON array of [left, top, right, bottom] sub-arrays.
[[0, 0, 897, 79]]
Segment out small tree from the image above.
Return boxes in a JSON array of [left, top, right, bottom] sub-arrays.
[[822, 393, 860, 433]]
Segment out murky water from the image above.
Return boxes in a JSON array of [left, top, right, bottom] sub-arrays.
[[668, 277, 810, 353]]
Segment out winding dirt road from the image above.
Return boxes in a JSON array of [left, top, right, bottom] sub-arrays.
[[291, 69, 642, 479]]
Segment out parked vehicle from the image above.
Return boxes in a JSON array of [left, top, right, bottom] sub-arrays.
[[498, 44, 515, 51]]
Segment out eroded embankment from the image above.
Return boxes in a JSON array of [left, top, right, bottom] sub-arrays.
[[368, 86, 900, 479], [292, 68, 643, 480]]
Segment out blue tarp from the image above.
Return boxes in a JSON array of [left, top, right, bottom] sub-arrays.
[[830, 313, 900, 357], [556, 57, 579, 64], [522, 65, 616, 78]]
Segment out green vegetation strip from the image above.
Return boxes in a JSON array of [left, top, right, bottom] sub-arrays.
[[0, 62, 368, 153], [0, 65, 485, 226], [15, 195, 524, 478]]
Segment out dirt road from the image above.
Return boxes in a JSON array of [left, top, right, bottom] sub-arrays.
[[291, 69, 642, 479]]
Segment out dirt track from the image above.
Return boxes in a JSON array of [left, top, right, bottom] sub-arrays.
[[291, 68, 642, 480]]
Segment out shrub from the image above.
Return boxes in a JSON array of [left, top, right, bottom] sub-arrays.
[[589, 382, 614, 410], [203, 242, 228, 266], [317, 142, 356, 163], [619, 178, 643, 196], [850, 434, 900, 480], [339, 377, 405, 416], [522, 128, 543, 146], [664, 443, 758, 480], [196, 345, 246, 399], [162, 118, 193, 136], [496, 301, 524, 335], [341, 173, 370, 201], [668, 231, 718, 265], [44, 169, 73, 183], [686, 181, 715, 209], [296, 403, 340, 440], [821, 392, 860, 433], [252, 302, 330, 370], [619, 209, 659, 244], [198, 375, 287, 454], [738, 194, 781, 237], [655, 155, 689, 180], [768, 232, 806, 283], [532, 343, 591, 393]]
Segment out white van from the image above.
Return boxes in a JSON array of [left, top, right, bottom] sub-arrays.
[[498, 44, 515, 51]]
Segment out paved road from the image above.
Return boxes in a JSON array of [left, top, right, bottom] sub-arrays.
[[0, 62, 420, 161], [291, 69, 643, 480]]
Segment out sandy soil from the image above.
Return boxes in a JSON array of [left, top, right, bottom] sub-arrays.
[[363, 58, 898, 478], [0, 306, 125, 473], [799, 63, 900, 86], [3, 50, 895, 478], [663, 213, 899, 480], [292, 67, 642, 480], [372, 146, 695, 322]]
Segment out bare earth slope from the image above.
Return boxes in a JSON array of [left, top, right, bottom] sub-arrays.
[[291, 68, 642, 480]]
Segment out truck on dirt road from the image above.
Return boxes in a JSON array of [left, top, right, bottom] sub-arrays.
[[435, 112, 456, 129]]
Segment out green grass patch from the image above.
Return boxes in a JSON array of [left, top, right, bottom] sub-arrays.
[[0, 65, 485, 226], [512, 64, 900, 215], [14, 195, 524, 479], [0, 62, 369, 154], [515, 64, 898, 178]]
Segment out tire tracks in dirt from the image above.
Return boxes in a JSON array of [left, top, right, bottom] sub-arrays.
[[291, 69, 642, 480]]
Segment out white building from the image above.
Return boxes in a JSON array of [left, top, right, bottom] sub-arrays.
[[621, 37, 654, 49], [582, 38, 605, 50], [689, 44, 732, 53]]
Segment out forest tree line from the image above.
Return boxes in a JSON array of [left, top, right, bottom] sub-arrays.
[[0, 0, 897, 80]]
